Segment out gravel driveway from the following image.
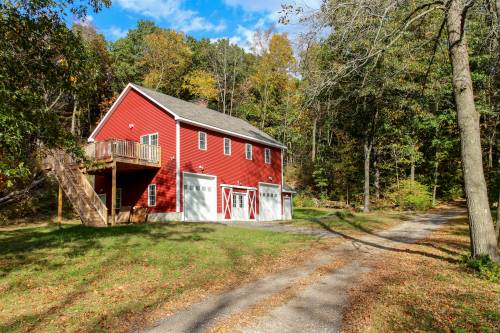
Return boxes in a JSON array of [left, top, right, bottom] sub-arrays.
[[142, 209, 463, 333]]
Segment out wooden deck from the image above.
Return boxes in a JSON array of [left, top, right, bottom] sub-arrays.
[[85, 139, 161, 173]]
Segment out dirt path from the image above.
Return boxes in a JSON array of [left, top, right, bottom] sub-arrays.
[[142, 208, 464, 333]]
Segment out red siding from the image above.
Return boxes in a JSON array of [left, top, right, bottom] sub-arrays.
[[94, 87, 284, 218], [94, 89, 177, 213], [179, 123, 282, 214]]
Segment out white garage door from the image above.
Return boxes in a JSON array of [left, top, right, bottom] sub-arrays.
[[259, 184, 281, 221], [183, 174, 217, 221]]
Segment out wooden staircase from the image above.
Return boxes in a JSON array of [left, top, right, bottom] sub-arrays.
[[44, 149, 108, 227]]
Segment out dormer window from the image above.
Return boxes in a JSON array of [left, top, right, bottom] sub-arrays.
[[264, 148, 271, 164], [246, 143, 252, 160], [198, 131, 207, 150]]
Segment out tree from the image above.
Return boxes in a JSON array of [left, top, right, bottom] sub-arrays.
[[110, 20, 159, 91], [182, 69, 218, 101], [249, 33, 296, 131], [283, 0, 499, 260], [0, 0, 110, 203], [141, 30, 192, 95], [205, 39, 251, 115]]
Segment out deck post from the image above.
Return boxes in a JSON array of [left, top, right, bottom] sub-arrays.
[[111, 163, 116, 226], [57, 185, 63, 226], [135, 142, 139, 163]]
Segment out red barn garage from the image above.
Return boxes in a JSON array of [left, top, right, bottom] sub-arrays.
[[86, 83, 293, 223]]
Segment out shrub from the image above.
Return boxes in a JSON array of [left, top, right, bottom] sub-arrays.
[[461, 255, 500, 283], [387, 179, 432, 211], [293, 192, 318, 208]]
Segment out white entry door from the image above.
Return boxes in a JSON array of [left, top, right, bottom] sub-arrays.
[[258, 184, 281, 221], [183, 173, 217, 221], [284, 196, 292, 220], [232, 193, 247, 221]]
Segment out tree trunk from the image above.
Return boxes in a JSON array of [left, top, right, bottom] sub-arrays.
[[432, 161, 439, 207], [447, 0, 499, 260], [346, 184, 349, 206], [410, 153, 415, 182], [374, 147, 380, 200], [312, 116, 317, 162], [393, 146, 400, 190], [496, 189, 500, 241], [363, 141, 372, 213], [71, 94, 78, 135]]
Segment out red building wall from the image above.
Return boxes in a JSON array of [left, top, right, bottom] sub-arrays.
[[93, 87, 283, 217], [93, 89, 177, 213], [179, 122, 282, 214]]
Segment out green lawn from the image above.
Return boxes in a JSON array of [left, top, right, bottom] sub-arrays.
[[0, 222, 315, 332], [290, 207, 410, 234]]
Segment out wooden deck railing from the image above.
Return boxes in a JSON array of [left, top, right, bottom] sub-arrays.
[[86, 139, 161, 166]]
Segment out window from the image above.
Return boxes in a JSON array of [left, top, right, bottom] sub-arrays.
[[116, 188, 122, 210], [224, 138, 231, 155], [245, 143, 252, 160], [140, 133, 158, 146], [198, 131, 207, 150], [140, 133, 158, 162], [148, 184, 156, 207], [264, 148, 271, 164]]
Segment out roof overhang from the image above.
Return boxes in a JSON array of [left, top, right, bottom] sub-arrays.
[[88, 83, 287, 149]]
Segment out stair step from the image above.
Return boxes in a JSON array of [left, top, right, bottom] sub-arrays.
[[47, 150, 107, 227]]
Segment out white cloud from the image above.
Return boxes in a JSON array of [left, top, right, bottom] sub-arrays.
[[73, 14, 94, 27], [223, 0, 321, 13], [104, 26, 129, 40], [115, 0, 227, 33], [181, 19, 226, 33]]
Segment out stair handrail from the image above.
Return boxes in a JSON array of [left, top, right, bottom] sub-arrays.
[[49, 149, 108, 225]]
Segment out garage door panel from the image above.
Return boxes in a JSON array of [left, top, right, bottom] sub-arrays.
[[259, 184, 281, 221], [184, 174, 217, 221]]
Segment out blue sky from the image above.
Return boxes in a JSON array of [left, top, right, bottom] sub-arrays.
[[74, 0, 320, 51]]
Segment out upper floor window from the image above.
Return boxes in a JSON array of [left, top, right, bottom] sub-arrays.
[[198, 131, 207, 150], [140, 133, 158, 146], [264, 148, 271, 164], [224, 138, 231, 155], [148, 184, 156, 207], [245, 143, 252, 160]]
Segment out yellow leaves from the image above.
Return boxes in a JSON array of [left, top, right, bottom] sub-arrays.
[[182, 69, 218, 101], [141, 30, 192, 92]]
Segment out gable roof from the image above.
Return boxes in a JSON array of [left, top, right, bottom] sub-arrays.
[[89, 83, 285, 149]]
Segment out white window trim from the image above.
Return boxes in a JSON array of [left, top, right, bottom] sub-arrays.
[[140, 132, 159, 146], [224, 137, 231, 156], [264, 148, 271, 164], [246, 143, 252, 160], [148, 184, 156, 207], [198, 131, 207, 151]]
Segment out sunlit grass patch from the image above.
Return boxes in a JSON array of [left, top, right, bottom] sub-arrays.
[[0, 221, 317, 332], [288, 207, 408, 234]]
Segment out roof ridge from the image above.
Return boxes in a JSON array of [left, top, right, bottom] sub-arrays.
[[131, 83, 248, 123], [129, 83, 285, 148]]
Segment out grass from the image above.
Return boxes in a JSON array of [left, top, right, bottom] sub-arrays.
[[0, 221, 317, 332], [342, 212, 500, 333], [0, 208, 420, 332], [289, 207, 410, 234]]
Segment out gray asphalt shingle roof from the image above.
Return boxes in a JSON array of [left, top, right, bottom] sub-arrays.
[[131, 84, 284, 148]]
